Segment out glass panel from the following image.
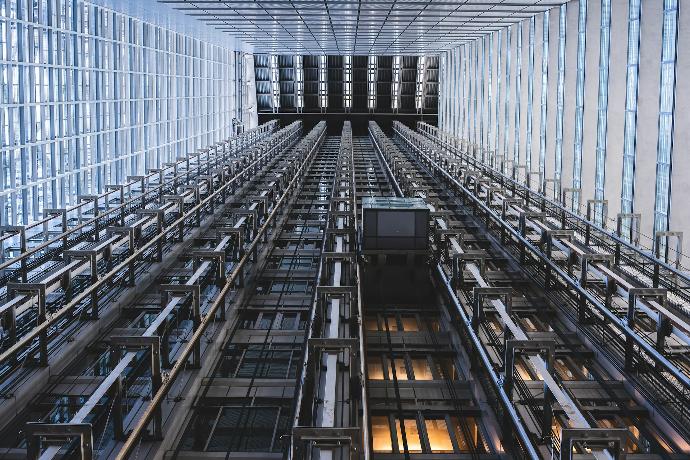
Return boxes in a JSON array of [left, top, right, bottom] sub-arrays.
[[400, 316, 418, 331], [365, 316, 379, 331], [555, 358, 577, 380], [425, 418, 454, 453], [513, 21, 522, 167], [435, 357, 457, 380], [208, 407, 279, 452], [451, 416, 480, 452], [372, 416, 393, 452], [594, 0, 612, 225], [539, 11, 550, 183], [572, 0, 588, 210], [385, 316, 398, 331], [388, 358, 408, 380], [555, 4, 567, 182], [280, 314, 297, 330], [396, 418, 422, 453], [525, 16, 535, 171], [368, 357, 385, 380], [411, 358, 433, 380], [654, 0, 678, 237], [503, 26, 512, 167]]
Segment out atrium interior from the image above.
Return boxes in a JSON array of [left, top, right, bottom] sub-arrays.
[[0, 1, 689, 459]]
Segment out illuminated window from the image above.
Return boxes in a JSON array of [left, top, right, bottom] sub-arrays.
[[427, 318, 441, 332], [515, 360, 533, 381], [451, 416, 481, 452], [367, 357, 385, 380], [415, 55, 427, 111], [521, 316, 538, 332], [367, 55, 378, 110], [594, 0, 612, 225], [539, 11, 549, 184], [621, 0, 641, 222], [384, 316, 398, 331], [654, 0, 679, 237], [494, 30, 502, 157], [435, 357, 457, 380], [555, 4, 567, 183], [295, 55, 304, 111], [572, 0, 588, 210], [0, 2, 241, 226], [269, 54, 280, 113], [388, 358, 408, 380], [425, 419, 454, 453], [555, 358, 576, 380], [513, 21, 523, 167], [411, 358, 433, 380], [318, 55, 328, 110], [396, 418, 422, 453], [525, 16, 535, 171], [503, 26, 512, 167], [343, 55, 352, 110], [365, 316, 379, 331], [371, 416, 393, 452], [391, 55, 402, 111], [400, 316, 419, 331]]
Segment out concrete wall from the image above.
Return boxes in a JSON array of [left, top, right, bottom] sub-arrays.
[[438, 0, 689, 260]]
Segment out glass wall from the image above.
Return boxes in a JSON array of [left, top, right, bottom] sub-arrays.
[[0, 0, 242, 226], [438, 0, 689, 258]]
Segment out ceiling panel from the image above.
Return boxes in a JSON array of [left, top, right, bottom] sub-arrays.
[[157, 0, 569, 55]]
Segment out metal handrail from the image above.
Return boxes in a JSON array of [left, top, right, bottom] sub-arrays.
[[0, 122, 300, 369], [416, 122, 690, 285], [114, 122, 327, 460], [0, 121, 278, 274]]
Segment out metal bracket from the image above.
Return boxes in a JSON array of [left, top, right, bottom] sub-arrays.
[[560, 428, 628, 460], [654, 230, 683, 269], [503, 339, 555, 440], [292, 427, 361, 460], [160, 284, 202, 367], [472, 286, 512, 330], [452, 251, 486, 290], [25, 422, 93, 460], [616, 213, 641, 246], [110, 335, 163, 440], [7, 283, 47, 366], [626, 288, 669, 370]]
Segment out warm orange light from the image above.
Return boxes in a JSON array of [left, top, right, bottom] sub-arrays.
[[411, 358, 433, 380], [396, 419, 422, 453], [401, 316, 419, 331], [386, 316, 398, 331], [388, 358, 408, 380], [372, 416, 393, 452], [425, 419, 454, 453], [368, 358, 385, 380], [451, 417, 479, 452], [436, 358, 457, 380], [365, 317, 380, 331]]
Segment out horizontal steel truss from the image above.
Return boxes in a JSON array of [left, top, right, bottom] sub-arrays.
[[292, 122, 368, 460], [392, 121, 690, 455], [9, 121, 329, 460]]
